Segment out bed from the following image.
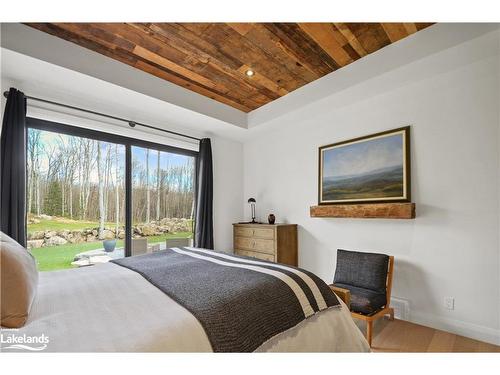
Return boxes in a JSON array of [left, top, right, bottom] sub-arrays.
[[1, 241, 369, 352]]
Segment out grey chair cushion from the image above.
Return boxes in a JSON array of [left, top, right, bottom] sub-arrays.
[[334, 283, 387, 315], [333, 249, 389, 294]]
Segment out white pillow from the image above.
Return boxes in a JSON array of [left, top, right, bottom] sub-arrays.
[[0, 232, 39, 328]]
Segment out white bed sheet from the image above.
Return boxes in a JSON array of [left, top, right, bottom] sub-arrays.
[[3, 263, 369, 352]]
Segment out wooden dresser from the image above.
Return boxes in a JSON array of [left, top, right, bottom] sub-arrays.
[[232, 223, 298, 266]]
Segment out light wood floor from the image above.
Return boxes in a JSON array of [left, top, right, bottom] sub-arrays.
[[354, 318, 500, 352]]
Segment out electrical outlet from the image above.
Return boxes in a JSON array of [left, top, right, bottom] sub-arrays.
[[444, 296, 455, 310]]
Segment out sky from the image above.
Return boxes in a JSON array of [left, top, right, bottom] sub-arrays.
[[322, 133, 403, 179], [132, 146, 192, 170]]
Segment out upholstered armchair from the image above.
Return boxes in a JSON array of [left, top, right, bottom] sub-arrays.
[[330, 249, 394, 347]]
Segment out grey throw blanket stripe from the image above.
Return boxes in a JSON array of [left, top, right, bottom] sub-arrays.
[[169, 247, 315, 317], [178, 246, 339, 313], [112, 248, 339, 352]]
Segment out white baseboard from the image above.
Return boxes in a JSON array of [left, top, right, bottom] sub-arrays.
[[409, 311, 500, 346]]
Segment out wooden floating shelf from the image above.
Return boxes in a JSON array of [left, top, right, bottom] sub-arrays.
[[310, 203, 416, 219]]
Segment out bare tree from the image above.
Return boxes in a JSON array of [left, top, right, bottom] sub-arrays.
[[97, 141, 105, 239], [146, 148, 150, 223], [67, 137, 79, 219], [115, 144, 120, 237], [156, 150, 161, 222], [33, 129, 43, 217], [56, 135, 78, 218], [80, 139, 96, 220], [103, 144, 112, 221], [78, 140, 84, 218], [27, 129, 41, 214]]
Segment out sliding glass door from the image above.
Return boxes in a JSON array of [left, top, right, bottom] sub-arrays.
[[130, 146, 195, 256], [26, 118, 197, 271], [26, 127, 126, 270]]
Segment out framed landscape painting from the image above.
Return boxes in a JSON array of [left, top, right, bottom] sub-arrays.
[[318, 126, 410, 204]]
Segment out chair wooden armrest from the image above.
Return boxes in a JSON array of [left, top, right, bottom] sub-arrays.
[[329, 285, 351, 309]]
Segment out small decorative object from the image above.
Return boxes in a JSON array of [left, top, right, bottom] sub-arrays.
[[318, 126, 410, 204], [248, 197, 257, 223], [103, 239, 117, 253], [268, 213, 276, 224]]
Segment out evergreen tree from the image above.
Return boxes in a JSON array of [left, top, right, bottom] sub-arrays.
[[44, 180, 62, 216]]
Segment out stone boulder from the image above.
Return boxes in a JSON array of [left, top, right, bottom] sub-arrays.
[[44, 231, 57, 239], [160, 218, 191, 233], [58, 230, 71, 241], [70, 231, 84, 243], [27, 239, 44, 249], [140, 224, 157, 236], [28, 231, 45, 240], [45, 236, 68, 246], [101, 229, 115, 240]]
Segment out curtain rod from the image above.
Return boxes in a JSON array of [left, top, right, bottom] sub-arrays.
[[3, 90, 202, 142]]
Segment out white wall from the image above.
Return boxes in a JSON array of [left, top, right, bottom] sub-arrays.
[[243, 31, 500, 344], [211, 135, 243, 250]]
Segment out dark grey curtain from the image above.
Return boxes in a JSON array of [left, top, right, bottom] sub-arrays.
[[1, 88, 27, 246], [194, 138, 213, 249]]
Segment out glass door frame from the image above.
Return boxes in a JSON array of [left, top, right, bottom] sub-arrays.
[[26, 117, 198, 257]]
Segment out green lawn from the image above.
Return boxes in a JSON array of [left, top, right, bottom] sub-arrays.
[[28, 218, 116, 232], [31, 232, 193, 272]]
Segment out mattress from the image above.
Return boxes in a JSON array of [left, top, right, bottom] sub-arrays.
[[1, 262, 369, 352]]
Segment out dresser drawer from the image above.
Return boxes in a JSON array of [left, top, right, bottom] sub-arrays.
[[234, 226, 275, 239], [233, 223, 297, 266], [234, 236, 275, 254], [235, 249, 275, 262]]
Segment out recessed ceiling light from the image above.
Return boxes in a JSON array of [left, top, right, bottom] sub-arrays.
[[245, 69, 255, 77]]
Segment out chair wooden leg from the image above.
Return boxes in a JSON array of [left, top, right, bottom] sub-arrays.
[[388, 307, 395, 321], [366, 320, 373, 347]]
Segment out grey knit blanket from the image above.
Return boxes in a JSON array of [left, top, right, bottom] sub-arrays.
[[112, 247, 339, 352]]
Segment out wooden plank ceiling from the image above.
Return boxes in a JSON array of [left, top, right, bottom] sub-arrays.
[[27, 23, 433, 112]]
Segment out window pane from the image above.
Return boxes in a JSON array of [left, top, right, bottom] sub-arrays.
[[26, 128, 125, 271], [131, 146, 195, 255]]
